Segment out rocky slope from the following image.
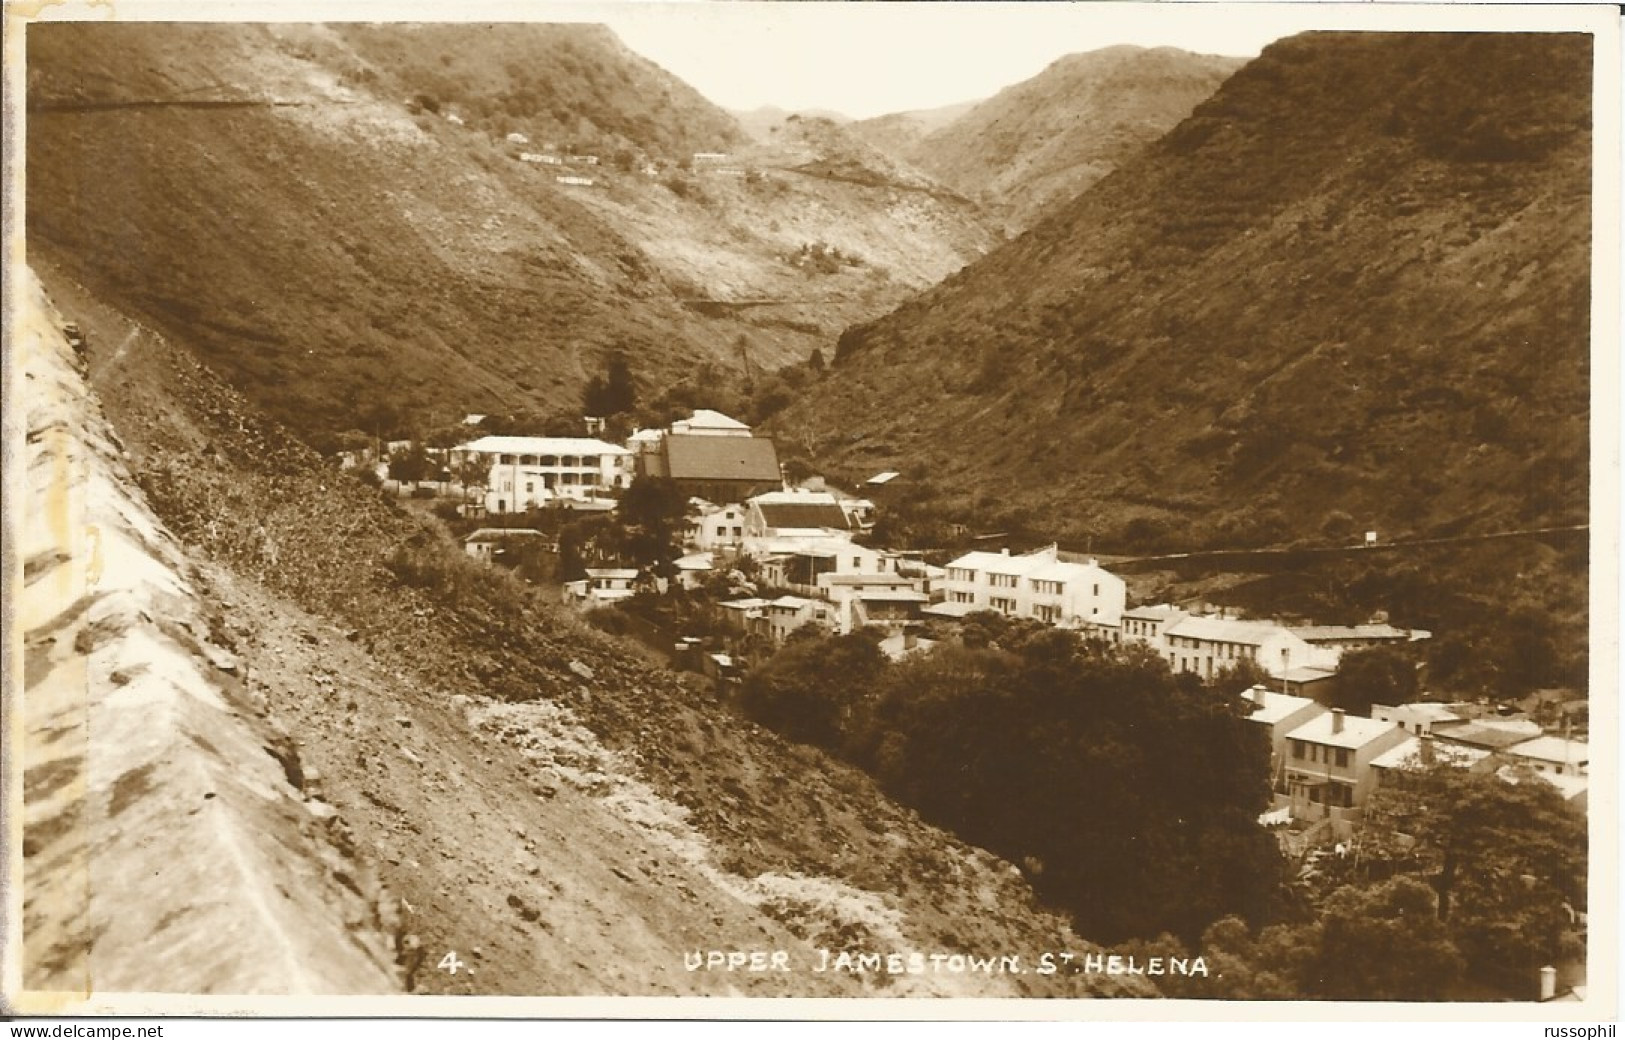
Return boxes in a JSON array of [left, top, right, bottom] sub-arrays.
[[900, 46, 1243, 232], [776, 31, 1592, 550], [13, 267, 400, 1000], [25, 22, 995, 444], [13, 257, 1154, 1002]]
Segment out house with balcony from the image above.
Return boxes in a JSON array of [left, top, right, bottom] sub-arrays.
[[452, 435, 632, 514], [1282, 709, 1409, 838], [820, 573, 929, 634]]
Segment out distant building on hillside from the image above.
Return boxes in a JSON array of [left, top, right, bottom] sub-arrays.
[[672, 408, 753, 437], [452, 435, 631, 514], [930, 545, 1124, 632], [463, 527, 548, 562], [638, 433, 781, 504]]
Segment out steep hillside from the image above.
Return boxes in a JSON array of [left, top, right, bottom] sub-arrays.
[[848, 100, 979, 161], [15, 268, 400, 998], [20, 258, 1152, 1000], [905, 46, 1243, 232], [25, 22, 994, 444], [776, 32, 1592, 550]]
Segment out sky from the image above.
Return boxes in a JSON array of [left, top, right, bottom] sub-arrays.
[[36, 1, 1614, 122]]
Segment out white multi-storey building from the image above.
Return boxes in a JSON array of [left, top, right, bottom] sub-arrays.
[[935, 546, 1125, 630], [452, 435, 632, 514]]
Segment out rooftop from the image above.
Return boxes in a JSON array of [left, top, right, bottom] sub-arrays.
[[1292, 624, 1421, 642], [1166, 615, 1293, 646], [1504, 736, 1588, 767], [719, 598, 768, 610], [1240, 686, 1324, 726], [457, 435, 630, 457], [464, 528, 547, 542], [945, 546, 1058, 576], [1123, 603, 1188, 622], [663, 434, 781, 483], [1370, 736, 1491, 771], [866, 471, 901, 485], [1286, 712, 1404, 750], [1431, 717, 1544, 750], [756, 501, 853, 532], [585, 567, 639, 580]]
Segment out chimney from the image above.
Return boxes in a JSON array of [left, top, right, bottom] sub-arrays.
[[1331, 709, 1345, 735], [1419, 733, 1435, 765], [1001, 547, 1010, 556], [1539, 965, 1557, 1002]]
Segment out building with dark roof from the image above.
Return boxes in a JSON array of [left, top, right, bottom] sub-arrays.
[[640, 433, 782, 502]]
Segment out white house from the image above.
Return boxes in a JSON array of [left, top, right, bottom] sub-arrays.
[[933, 546, 1125, 629], [1282, 709, 1409, 838], [463, 527, 548, 562], [672, 408, 753, 438], [1162, 615, 1337, 682], [563, 567, 639, 610], [1372, 702, 1466, 736], [453, 435, 632, 514], [1240, 685, 1329, 790], [687, 501, 747, 552]]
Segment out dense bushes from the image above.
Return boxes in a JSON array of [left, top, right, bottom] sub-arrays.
[[741, 625, 1283, 944]]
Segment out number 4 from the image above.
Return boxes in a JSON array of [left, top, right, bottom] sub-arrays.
[[438, 951, 466, 975]]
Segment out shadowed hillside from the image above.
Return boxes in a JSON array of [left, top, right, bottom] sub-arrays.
[[778, 32, 1591, 553], [26, 22, 995, 444]]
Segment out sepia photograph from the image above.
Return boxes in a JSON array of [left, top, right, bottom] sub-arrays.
[[2, 0, 1618, 1025]]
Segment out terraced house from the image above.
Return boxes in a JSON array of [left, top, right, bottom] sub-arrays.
[[932, 546, 1125, 630]]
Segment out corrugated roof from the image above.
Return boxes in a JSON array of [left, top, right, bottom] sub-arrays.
[[1431, 718, 1544, 749], [1292, 624, 1416, 642], [1123, 604, 1187, 622], [757, 502, 852, 531], [664, 434, 781, 483]]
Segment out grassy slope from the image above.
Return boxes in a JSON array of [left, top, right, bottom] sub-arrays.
[[777, 32, 1591, 551], [903, 46, 1244, 232], [25, 22, 994, 440]]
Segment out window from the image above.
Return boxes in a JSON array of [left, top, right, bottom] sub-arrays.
[[1291, 740, 1305, 760], [1334, 748, 1350, 768], [1035, 604, 1059, 622], [526, 481, 535, 493], [991, 573, 1018, 589], [1093, 583, 1099, 597], [991, 596, 1016, 613], [1032, 579, 1061, 596]]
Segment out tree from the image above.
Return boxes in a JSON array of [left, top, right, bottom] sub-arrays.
[[740, 629, 887, 748], [1332, 643, 1420, 714], [1360, 762, 1587, 995], [618, 476, 687, 570], [583, 351, 637, 418], [454, 455, 490, 504], [1309, 877, 1465, 1000], [388, 441, 430, 485]]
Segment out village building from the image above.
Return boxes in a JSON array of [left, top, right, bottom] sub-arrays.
[[717, 597, 769, 633], [1240, 686, 1330, 792], [932, 546, 1125, 631], [673, 551, 715, 591], [877, 629, 937, 662], [556, 175, 596, 187], [562, 567, 639, 610], [754, 595, 831, 644], [1162, 615, 1336, 682], [637, 433, 782, 504], [686, 501, 747, 552], [1429, 716, 1545, 752], [1369, 733, 1493, 786], [452, 435, 632, 514], [1121, 604, 1190, 647], [1500, 735, 1588, 777], [672, 408, 753, 437], [462, 527, 548, 562], [819, 573, 929, 634], [1290, 622, 1432, 651], [744, 489, 855, 541], [1372, 701, 1466, 736], [1281, 709, 1409, 838]]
